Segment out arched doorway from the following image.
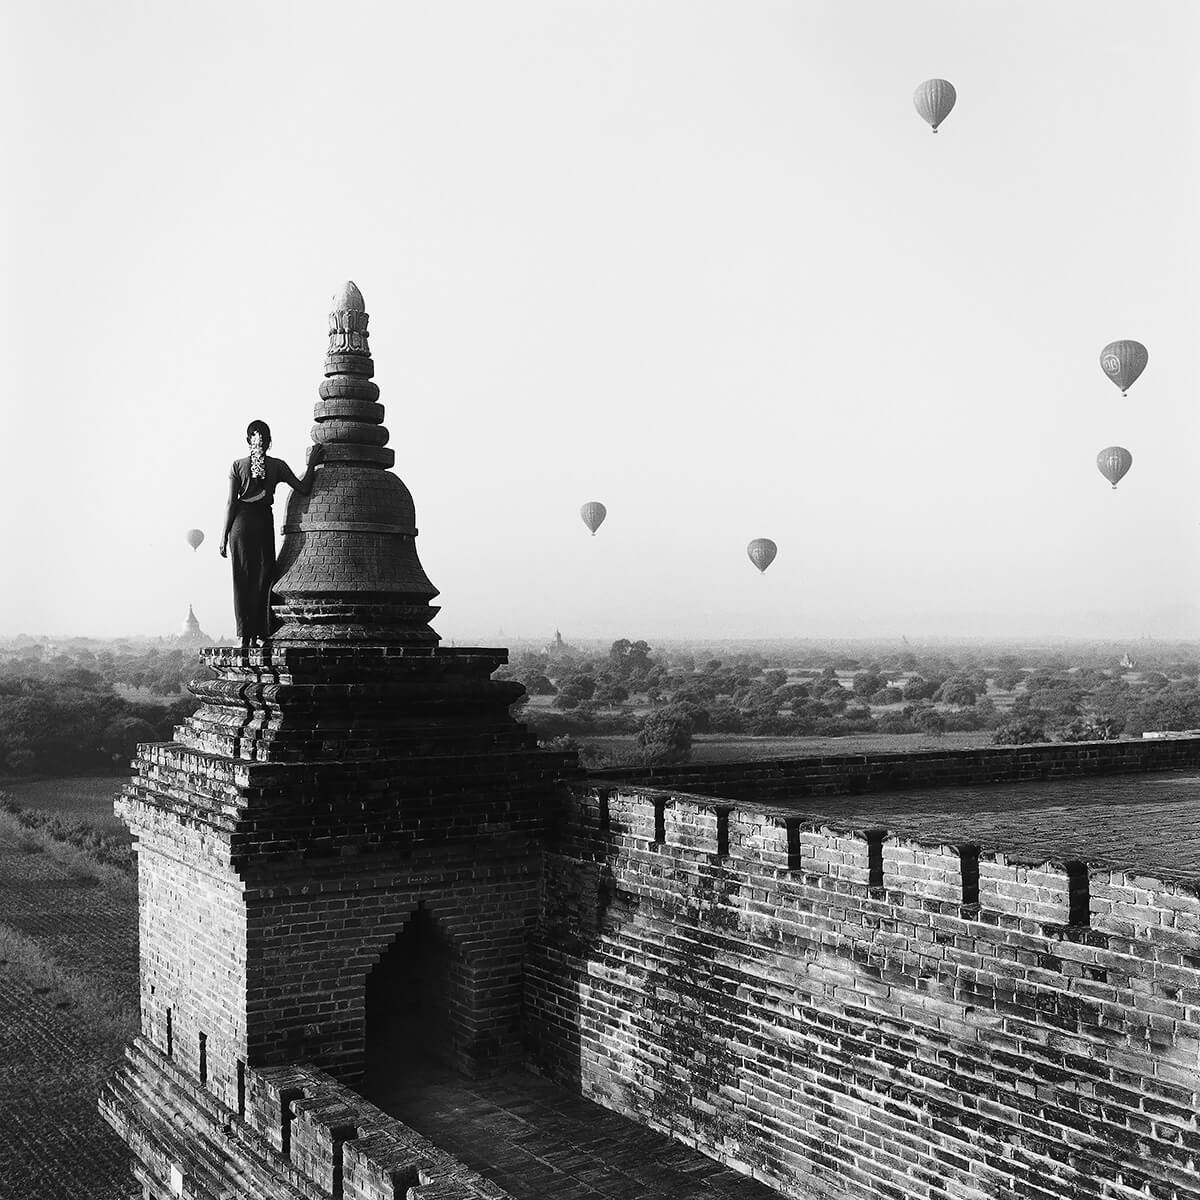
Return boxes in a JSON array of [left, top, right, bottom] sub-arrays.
[[364, 905, 462, 1089]]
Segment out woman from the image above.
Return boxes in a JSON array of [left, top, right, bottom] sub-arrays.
[[219, 420, 324, 649]]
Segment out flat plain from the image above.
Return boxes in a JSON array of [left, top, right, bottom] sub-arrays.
[[0, 777, 137, 1200]]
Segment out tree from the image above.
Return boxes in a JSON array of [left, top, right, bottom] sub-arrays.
[[609, 639, 653, 678], [636, 704, 694, 765], [992, 717, 1047, 745], [594, 679, 629, 706], [993, 669, 1025, 692], [558, 674, 597, 702], [912, 707, 946, 734], [935, 680, 977, 707], [876, 712, 915, 734], [671, 699, 711, 733], [901, 676, 938, 702], [852, 672, 886, 697], [706, 702, 745, 734], [101, 716, 160, 763]]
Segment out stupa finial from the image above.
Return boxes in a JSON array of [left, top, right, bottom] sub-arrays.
[[327, 281, 370, 359], [334, 280, 365, 311]]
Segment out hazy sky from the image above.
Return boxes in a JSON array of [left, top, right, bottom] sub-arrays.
[[3, 1, 1197, 642]]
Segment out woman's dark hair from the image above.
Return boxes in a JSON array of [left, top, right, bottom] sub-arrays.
[[246, 420, 272, 445]]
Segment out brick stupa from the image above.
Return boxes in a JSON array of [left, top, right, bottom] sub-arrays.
[[101, 284, 576, 1197]]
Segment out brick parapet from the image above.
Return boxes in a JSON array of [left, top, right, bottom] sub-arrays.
[[100, 1036, 512, 1200], [526, 782, 1200, 1200], [566, 783, 1200, 942], [588, 736, 1200, 798]]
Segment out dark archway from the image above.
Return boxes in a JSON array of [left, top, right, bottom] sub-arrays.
[[364, 905, 462, 1090]]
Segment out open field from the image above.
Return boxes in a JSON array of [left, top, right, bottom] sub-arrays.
[[1, 775, 124, 825], [0, 799, 138, 1199], [112, 683, 180, 706]]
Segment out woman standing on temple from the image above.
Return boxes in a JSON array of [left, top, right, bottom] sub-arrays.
[[219, 420, 324, 649]]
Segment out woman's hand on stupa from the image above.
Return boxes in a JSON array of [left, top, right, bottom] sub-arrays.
[[307, 444, 326, 467]]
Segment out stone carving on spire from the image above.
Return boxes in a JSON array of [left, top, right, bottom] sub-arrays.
[[327, 280, 370, 357]]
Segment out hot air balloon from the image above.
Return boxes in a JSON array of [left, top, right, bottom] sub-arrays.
[[1099, 341, 1148, 396], [1096, 447, 1133, 489], [913, 79, 956, 133], [580, 501, 607, 536], [747, 538, 777, 573], [186, 528, 205, 552]]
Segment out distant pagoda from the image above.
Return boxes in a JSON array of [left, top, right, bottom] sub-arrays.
[[177, 604, 210, 644], [545, 629, 578, 660]]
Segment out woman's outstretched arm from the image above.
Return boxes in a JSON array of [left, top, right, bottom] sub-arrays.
[[219, 469, 238, 558], [280, 445, 325, 496]]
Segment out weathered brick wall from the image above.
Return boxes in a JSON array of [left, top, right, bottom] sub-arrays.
[[126, 798, 248, 1113], [126, 814, 544, 1097], [590, 736, 1200, 799], [242, 843, 543, 1078], [121, 749, 566, 1102], [527, 785, 1200, 1200], [101, 1035, 513, 1200]]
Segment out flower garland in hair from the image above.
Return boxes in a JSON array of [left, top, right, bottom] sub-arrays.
[[249, 431, 266, 479]]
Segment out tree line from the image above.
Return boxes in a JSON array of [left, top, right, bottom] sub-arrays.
[[498, 639, 1200, 765], [5, 635, 1200, 777], [0, 643, 205, 776]]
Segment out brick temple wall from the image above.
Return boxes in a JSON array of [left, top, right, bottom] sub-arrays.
[[120, 729, 565, 1094], [590, 735, 1200, 800], [527, 785, 1200, 1200], [101, 1036, 514, 1200], [132, 806, 249, 1113], [240, 843, 544, 1079], [129, 827, 544, 1093]]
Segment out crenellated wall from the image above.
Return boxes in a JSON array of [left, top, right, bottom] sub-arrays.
[[588, 735, 1200, 799], [527, 784, 1200, 1200], [100, 1035, 513, 1200]]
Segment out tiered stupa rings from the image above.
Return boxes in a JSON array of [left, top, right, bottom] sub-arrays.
[[272, 283, 440, 644]]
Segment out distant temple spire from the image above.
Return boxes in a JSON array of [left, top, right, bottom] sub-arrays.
[[178, 604, 210, 644]]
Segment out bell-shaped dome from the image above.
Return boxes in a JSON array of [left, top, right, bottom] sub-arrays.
[[272, 283, 440, 643]]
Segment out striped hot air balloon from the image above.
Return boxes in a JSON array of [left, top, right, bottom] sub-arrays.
[[1096, 447, 1133, 489], [580, 501, 607, 536], [747, 538, 777, 573], [1099, 341, 1148, 396], [913, 79, 956, 133]]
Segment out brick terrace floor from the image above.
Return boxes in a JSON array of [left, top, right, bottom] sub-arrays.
[[371, 1061, 781, 1200], [738, 768, 1200, 883]]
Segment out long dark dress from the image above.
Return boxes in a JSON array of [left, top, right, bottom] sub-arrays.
[[227, 456, 300, 641], [229, 500, 276, 640]]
